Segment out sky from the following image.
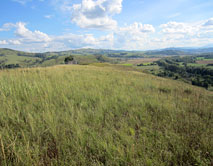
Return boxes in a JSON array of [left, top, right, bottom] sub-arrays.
[[0, 0, 213, 52]]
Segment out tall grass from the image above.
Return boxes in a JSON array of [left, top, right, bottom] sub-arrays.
[[0, 65, 212, 165]]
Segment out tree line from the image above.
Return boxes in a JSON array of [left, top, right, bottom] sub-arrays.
[[155, 55, 213, 89]]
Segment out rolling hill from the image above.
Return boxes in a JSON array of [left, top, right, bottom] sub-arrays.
[[0, 64, 212, 165], [1, 47, 213, 68], [0, 48, 117, 68]]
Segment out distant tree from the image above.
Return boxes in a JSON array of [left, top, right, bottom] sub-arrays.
[[203, 81, 209, 89], [120, 53, 127, 56], [64, 56, 74, 64], [2, 64, 20, 69], [95, 55, 106, 62]]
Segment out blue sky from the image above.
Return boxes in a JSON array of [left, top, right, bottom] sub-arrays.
[[0, 0, 213, 52]]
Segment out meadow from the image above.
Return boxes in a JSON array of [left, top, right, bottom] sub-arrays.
[[0, 65, 212, 166], [121, 58, 160, 65]]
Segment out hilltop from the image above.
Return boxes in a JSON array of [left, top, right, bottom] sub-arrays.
[[0, 64, 212, 165]]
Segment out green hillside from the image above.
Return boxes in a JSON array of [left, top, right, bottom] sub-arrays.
[[0, 65, 212, 165], [0, 48, 39, 67], [1, 47, 202, 69], [1, 48, 213, 69], [0, 48, 117, 68]]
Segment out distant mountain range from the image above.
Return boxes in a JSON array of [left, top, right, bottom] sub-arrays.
[[57, 47, 213, 56], [144, 47, 213, 55], [1, 47, 213, 56], [162, 47, 213, 53], [60, 47, 213, 55]]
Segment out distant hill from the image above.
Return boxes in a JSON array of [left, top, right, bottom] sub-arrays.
[[0, 48, 117, 68], [145, 49, 186, 56], [1, 47, 213, 68], [163, 47, 213, 53], [0, 48, 39, 67], [145, 47, 213, 55]]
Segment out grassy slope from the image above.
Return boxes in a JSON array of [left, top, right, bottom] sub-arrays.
[[0, 65, 212, 166], [39, 55, 111, 67], [0, 48, 116, 67], [0, 48, 39, 66]]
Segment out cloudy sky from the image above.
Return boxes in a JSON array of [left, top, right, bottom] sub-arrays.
[[0, 0, 213, 52]]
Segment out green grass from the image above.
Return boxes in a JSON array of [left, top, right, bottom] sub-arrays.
[[0, 65, 212, 166], [203, 58, 213, 61], [139, 63, 153, 66], [196, 57, 205, 60], [187, 63, 205, 67], [207, 66, 213, 69], [136, 65, 159, 70], [135, 65, 160, 75], [0, 48, 118, 68], [121, 64, 133, 66], [0, 54, 38, 64], [0, 49, 39, 67]]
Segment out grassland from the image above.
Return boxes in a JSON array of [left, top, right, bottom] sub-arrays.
[[120, 58, 160, 74], [196, 60, 213, 65], [0, 48, 118, 68], [0, 65, 212, 166], [121, 58, 160, 65], [0, 48, 39, 67]]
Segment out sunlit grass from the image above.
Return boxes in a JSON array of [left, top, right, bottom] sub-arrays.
[[0, 65, 212, 165]]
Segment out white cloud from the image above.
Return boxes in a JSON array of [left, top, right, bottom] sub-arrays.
[[160, 21, 199, 35], [44, 15, 54, 19], [11, 32, 114, 52], [0, 22, 52, 51], [14, 22, 51, 42], [168, 13, 181, 19], [153, 19, 213, 49], [12, 0, 32, 5], [112, 22, 155, 50], [159, 20, 213, 42], [53, 32, 114, 49], [70, 0, 123, 30], [0, 40, 8, 45], [1, 22, 51, 43], [8, 40, 22, 45], [119, 22, 155, 33], [1, 18, 213, 52], [0, 23, 15, 31], [0, 39, 22, 45], [204, 18, 213, 26]]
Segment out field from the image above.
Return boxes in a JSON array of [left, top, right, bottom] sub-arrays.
[[120, 58, 160, 74], [184, 61, 213, 69], [0, 65, 212, 165], [196, 59, 213, 64], [121, 58, 160, 65], [195, 57, 213, 69]]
